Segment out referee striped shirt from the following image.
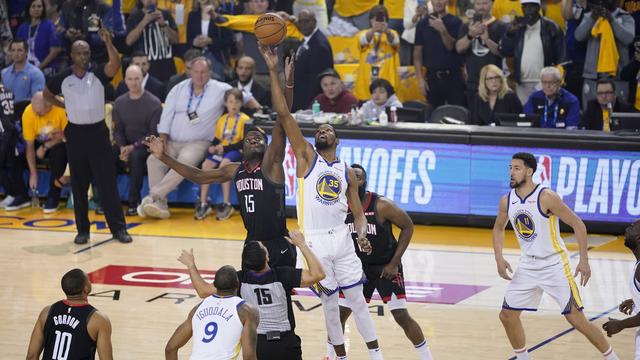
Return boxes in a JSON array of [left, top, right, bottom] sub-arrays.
[[238, 267, 301, 334]]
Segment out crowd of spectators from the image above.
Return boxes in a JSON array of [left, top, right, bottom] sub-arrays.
[[0, 0, 639, 220]]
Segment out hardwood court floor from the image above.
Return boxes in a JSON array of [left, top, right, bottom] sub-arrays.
[[0, 208, 635, 359]]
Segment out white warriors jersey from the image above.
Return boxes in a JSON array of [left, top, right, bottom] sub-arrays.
[[631, 261, 640, 316], [507, 184, 568, 258], [191, 295, 245, 360], [297, 153, 349, 231]]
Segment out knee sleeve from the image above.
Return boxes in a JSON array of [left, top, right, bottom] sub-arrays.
[[342, 285, 378, 343], [321, 293, 345, 347]]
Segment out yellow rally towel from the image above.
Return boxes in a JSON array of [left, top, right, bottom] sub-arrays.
[[216, 14, 303, 40], [591, 17, 619, 76]]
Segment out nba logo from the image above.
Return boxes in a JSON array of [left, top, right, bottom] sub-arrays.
[[283, 145, 297, 198], [533, 155, 552, 188]]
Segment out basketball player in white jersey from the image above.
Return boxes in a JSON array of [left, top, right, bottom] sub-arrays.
[[259, 46, 383, 360], [165, 265, 259, 360], [602, 220, 640, 359], [493, 152, 619, 360]]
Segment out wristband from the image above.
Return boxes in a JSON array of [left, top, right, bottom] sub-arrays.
[[467, 33, 473, 40]]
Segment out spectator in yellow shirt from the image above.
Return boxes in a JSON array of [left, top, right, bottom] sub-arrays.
[[354, 5, 401, 101], [195, 88, 250, 221], [22, 91, 68, 213]]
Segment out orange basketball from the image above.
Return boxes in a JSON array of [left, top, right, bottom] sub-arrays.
[[254, 12, 287, 46]]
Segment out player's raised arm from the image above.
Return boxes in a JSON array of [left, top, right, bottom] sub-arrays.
[[346, 167, 372, 255], [493, 195, 513, 280], [145, 136, 239, 184], [541, 189, 591, 286], [376, 196, 414, 279], [258, 45, 315, 176], [262, 121, 286, 184], [165, 305, 198, 360], [238, 303, 259, 360], [25, 306, 49, 360], [178, 249, 216, 298], [285, 230, 326, 287]]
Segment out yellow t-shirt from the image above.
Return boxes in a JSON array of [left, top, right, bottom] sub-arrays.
[[214, 112, 250, 146], [334, 0, 379, 18], [492, 0, 523, 22], [385, 0, 405, 19], [354, 30, 401, 101], [21, 105, 68, 142]]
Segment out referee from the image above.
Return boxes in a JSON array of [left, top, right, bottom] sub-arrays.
[[178, 231, 325, 360], [43, 29, 132, 245]]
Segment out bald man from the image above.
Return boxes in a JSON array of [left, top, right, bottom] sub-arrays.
[[45, 32, 133, 244], [229, 56, 268, 115], [115, 51, 166, 101], [292, 10, 333, 112], [21, 91, 69, 213], [111, 65, 162, 216]]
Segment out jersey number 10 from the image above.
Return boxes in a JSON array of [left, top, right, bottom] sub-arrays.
[[52, 330, 72, 360]]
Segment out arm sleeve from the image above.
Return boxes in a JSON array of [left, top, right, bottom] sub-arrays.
[[32, 68, 46, 94], [414, 19, 426, 46], [94, 64, 113, 87], [275, 267, 303, 290], [573, 14, 594, 42], [611, 13, 635, 46]]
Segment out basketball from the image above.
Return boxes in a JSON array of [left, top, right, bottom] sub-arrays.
[[254, 12, 286, 46]]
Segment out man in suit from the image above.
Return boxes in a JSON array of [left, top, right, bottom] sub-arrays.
[[229, 56, 268, 115], [292, 9, 334, 112], [115, 51, 166, 101], [583, 78, 635, 131]]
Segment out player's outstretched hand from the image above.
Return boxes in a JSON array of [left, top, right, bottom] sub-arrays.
[[258, 45, 279, 71], [143, 135, 164, 158], [602, 317, 624, 337], [619, 299, 634, 315], [285, 230, 306, 248], [574, 259, 591, 286], [496, 256, 513, 280], [178, 248, 196, 268]]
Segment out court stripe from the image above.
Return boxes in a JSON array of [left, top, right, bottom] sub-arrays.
[[506, 305, 617, 360], [73, 238, 115, 254]]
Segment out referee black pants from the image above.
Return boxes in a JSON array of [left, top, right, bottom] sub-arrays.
[[64, 121, 126, 235], [257, 331, 302, 360]]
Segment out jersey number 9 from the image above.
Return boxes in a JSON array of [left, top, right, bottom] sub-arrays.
[[202, 321, 218, 343]]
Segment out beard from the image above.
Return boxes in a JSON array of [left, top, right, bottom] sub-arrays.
[[244, 149, 264, 162], [358, 181, 367, 200], [509, 179, 525, 189], [315, 139, 330, 150]]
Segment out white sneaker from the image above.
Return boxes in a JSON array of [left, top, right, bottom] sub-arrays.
[[0, 195, 15, 209], [137, 196, 153, 218], [143, 198, 170, 219]]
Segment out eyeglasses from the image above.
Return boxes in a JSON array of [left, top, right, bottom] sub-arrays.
[[541, 80, 560, 86], [596, 91, 615, 96], [485, 75, 501, 82]]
